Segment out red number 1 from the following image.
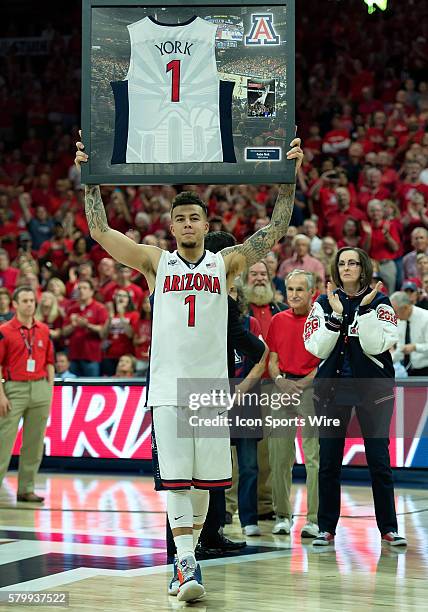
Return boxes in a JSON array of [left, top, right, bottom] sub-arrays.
[[166, 59, 181, 102], [184, 295, 195, 327]]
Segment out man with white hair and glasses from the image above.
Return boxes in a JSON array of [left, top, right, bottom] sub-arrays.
[[266, 270, 321, 538]]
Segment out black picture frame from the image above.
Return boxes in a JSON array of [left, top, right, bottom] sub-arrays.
[[81, 0, 295, 185]]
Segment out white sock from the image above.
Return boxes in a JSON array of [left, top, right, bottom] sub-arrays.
[[193, 528, 202, 549], [174, 534, 195, 560], [190, 488, 209, 550]]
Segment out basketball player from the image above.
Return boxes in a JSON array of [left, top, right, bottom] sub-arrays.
[[75, 134, 303, 602], [252, 83, 271, 108]]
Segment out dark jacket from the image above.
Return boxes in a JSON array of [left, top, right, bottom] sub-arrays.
[[304, 286, 399, 404]]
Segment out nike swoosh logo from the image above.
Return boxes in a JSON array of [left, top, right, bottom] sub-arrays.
[[174, 515, 184, 520], [218, 410, 228, 416]]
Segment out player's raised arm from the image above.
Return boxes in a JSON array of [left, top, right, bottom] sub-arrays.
[[221, 138, 303, 279], [75, 134, 162, 286]]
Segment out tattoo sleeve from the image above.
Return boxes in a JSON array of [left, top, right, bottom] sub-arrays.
[[221, 183, 296, 267], [85, 185, 109, 235]]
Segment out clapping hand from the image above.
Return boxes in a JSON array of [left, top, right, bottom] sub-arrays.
[[327, 282, 343, 315], [360, 281, 382, 307]]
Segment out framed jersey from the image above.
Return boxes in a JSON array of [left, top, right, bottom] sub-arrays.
[[81, 0, 295, 185]]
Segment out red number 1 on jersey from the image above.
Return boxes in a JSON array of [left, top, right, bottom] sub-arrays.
[[166, 60, 181, 102], [184, 295, 195, 327]]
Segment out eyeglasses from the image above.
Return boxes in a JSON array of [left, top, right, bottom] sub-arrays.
[[338, 260, 361, 268]]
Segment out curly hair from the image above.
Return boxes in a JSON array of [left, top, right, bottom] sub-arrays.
[[171, 191, 208, 217]]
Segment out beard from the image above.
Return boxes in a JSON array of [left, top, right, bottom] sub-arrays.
[[181, 238, 198, 249], [245, 283, 275, 306]]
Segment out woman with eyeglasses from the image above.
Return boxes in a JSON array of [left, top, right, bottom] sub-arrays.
[[304, 247, 407, 547]]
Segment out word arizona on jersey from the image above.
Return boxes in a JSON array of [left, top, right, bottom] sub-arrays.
[[147, 249, 229, 407], [111, 15, 236, 165]]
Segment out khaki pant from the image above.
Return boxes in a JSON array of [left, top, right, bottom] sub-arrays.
[[268, 386, 319, 524], [0, 379, 52, 494]]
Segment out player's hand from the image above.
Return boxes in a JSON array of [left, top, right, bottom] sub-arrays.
[[402, 343, 416, 355], [75, 129, 88, 168], [360, 282, 382, 306], [0, 395, 11, 418], [287, 137, 303, 175], [327, 282, 343, 315]]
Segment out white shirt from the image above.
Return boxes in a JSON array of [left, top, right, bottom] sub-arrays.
[[392, 305, 428, 370], [310, 235, 323, 256]]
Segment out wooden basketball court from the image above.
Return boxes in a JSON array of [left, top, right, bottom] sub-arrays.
[[0, 473, 427, 610]]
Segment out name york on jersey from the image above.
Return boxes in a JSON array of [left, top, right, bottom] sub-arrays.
[[163, 272, 221, 294], [155, 40, 194, 56]]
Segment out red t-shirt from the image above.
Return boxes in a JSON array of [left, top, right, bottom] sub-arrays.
[[397, 183, 428, 212], [369, 221, 401, 261], [357, 186, 390, 212], [134, 318, 152, 360], [0, 267, 19, 293], [97, 280, 117, 303], [65, 300, 108, 362], [325, 207, 367, 242], [266, 309, 320, 376], [249, 304, 273, 341], [39, 313, 64, 351], [103, 311, 140, 359], [104, 282, 145, 310], [0, 317, 54, 381], [38, 238, 73, 270]]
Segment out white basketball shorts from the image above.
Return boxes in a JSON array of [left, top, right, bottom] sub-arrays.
[[151, 405, 232, 491]]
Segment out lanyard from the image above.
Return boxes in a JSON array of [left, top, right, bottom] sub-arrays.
[[19, 326, 35, 357]]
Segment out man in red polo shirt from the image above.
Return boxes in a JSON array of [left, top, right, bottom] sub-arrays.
[[0, 286, 54, 503], [266, 270, 321, 539], [62, 279, 108, 376]]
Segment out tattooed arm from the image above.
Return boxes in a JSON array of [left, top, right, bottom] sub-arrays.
[[75, 135, 161, 289], [222, 138, 303, 282]]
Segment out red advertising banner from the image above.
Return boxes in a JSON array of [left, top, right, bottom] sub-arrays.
[[11, 384, 428, 467]]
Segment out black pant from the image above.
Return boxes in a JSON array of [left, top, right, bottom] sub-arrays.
[[408, 367, 428, 377], [317, 399, 397, 536], [166, 490, 226, 560]]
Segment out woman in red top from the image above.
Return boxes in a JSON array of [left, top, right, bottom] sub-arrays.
[[101, 289, 139, 376], [133, 296, 152, 377], [35, 290, 64, 351]]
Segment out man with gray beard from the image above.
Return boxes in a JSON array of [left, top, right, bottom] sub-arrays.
[[243, 260, 287, 520]]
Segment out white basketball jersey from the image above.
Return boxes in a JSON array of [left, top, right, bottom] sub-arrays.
[[147, 250, 229, 407], [111, 16, 236, 165]]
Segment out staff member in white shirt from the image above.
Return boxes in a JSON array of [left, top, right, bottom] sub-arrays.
[[390, 291, 428, 377]]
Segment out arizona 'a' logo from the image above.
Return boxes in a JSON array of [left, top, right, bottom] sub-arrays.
[[245, 14, 280, 46]]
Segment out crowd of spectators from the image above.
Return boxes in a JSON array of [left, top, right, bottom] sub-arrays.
[[1, 2, 428, 375]]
